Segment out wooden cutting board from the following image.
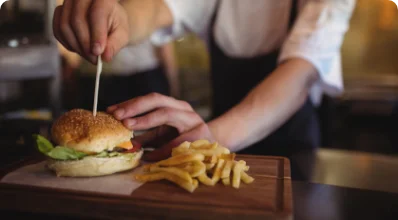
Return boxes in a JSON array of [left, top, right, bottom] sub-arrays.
[[0, 155, 293, 220]]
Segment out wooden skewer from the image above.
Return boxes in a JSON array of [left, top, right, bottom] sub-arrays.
[[93, 56, 102, 117]]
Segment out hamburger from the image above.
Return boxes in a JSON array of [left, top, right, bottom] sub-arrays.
[[33, 109, 143, 177]]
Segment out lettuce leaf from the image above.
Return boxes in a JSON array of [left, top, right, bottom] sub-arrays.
[[95, 151, 109, 158], [95, 151, 128, 158], [32, 135, 136, 160], [47, 147, 87, 160], [33, 134, 87, 160], [33, 134, 54, 155]]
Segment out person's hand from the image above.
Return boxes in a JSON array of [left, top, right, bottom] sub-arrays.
[[107, 93, 214, 161], [53, 0, 130, 64]]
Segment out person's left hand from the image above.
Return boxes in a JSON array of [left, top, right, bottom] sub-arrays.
[[107, 93, 214, 161]]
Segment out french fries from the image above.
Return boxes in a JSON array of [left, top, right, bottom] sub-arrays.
[[157, 152, 205, 166], [149, 166, 192, 184], [198, 172, 214, 186], [206, 162, 216, 171], [204, 155, 217, 164], [191, 139, 210, 148], [171, 141, 191, 156], [241, 171, 255, 184], [232, 160, 246, 189], [222, 177, 230, 186], [220, 153, 236, 161], [211, 159, 225, 183], [221, 160, 233, 179], [135, 172, 197, 193], [135, 140, 255, 193], [177, 161, 206, 177]]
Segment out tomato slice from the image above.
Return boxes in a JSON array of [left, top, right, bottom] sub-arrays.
[[124, 140, 142, 153]]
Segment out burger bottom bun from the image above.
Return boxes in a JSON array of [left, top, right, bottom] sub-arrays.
[[46, 150, 143, 177]]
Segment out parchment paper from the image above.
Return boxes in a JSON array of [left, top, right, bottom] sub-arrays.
[[1, 161, 145, 195]]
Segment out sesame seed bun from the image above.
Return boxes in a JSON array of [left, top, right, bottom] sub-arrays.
[[46, 150, 143, 177], [51, 109, 133, 153]]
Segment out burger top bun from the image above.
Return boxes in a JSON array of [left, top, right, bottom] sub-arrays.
[[51, 109, 133, 153]]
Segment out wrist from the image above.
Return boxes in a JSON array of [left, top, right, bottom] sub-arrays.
[[207, 118, 243, 152]]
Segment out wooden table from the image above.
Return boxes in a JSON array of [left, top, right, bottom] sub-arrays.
[[0, 155, 293, 220], [1, 153, 398, 220], [292, 181, 398, 220], [311, 148, 398, 193]]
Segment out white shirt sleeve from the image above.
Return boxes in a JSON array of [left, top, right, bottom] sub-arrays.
[[278, 0, 356, 100], [150, 0, 218, 45]]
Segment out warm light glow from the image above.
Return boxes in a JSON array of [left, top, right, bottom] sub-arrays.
[[390, 0, 398, 9]]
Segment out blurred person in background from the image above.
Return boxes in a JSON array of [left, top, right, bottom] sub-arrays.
[[53, 0, 355, 180]]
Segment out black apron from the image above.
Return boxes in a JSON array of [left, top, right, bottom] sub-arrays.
[[209, 0, 319, 180]]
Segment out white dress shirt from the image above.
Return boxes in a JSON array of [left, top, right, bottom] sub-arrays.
[[107, 40, 160, 75], [78, 40, 160, 75], [151, 0, 356, 106]]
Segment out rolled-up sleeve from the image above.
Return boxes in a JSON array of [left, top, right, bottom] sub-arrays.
[[150, 0, 217, 45], [278, 0, 356, 97]]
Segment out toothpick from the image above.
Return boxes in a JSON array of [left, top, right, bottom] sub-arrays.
[[93, 56, 102, 117]]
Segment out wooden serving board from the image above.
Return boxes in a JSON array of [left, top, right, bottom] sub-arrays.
[[0, 155, 293, 220]]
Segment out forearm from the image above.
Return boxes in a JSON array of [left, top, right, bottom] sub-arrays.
[[208, 58, 319, 151], [120, 0, 173, 44]]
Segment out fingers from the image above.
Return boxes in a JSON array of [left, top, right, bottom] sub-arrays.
[[70, 0, 96, 63], [107, 105, 119, 113], [107, 93, 194, 120], [53, 6, 71, 51], [54, 0, 95, 63], [123, 107, 203, 133], [143, 124, 214, 161], [53, 0, 125, 64], [106, 97, 138, 117], [89, 0, 111, 56], [60, 0, 83, 55]]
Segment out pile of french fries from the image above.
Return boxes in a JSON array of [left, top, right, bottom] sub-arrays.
[[134, 140, 254, 193]]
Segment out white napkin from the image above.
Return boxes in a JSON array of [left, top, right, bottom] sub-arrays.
[[1, 161, 145, 195]]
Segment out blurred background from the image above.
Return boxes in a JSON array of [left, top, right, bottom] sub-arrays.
[[0, 0, 397, 192]]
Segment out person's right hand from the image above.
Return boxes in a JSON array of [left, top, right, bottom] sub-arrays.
[[53, 0, 130, 64], [107, 93, 215, 161]]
